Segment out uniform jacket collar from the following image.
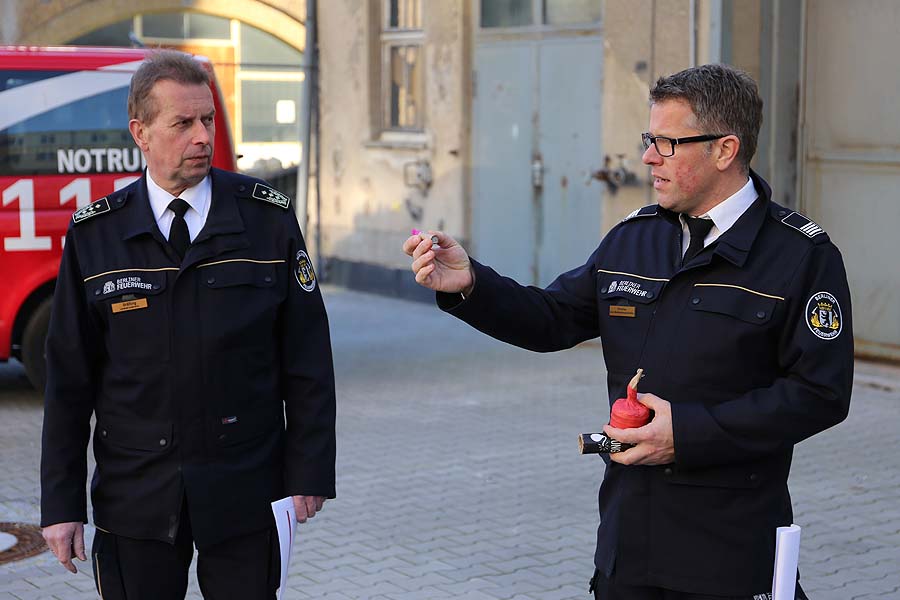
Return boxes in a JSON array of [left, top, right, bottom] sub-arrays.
[[119, 169, 249, 266], [674, 169, 772, 269], [710, 169, 772, 267]]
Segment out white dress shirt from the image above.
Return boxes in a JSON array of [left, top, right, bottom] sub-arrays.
[[146, 171, 212, 242], [680, 177, 758, 256]]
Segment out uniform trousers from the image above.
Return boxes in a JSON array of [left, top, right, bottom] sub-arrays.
[[91, 500, 280, 600], [590, 569, 808, 600]]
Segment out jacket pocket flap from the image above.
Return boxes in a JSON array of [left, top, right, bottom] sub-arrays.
[[201, 261, 278, 289], [689, 284, 778, 324], [597, 272, 665, 305], [89, 271, 169, 300], [97, 415, 173, 452], [663, 463, 763, 489]]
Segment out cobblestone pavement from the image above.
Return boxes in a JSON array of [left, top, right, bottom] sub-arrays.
[[1, 286, 898, 599]]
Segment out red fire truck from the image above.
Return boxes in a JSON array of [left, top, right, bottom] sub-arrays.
[[0, 46, 236, 390]]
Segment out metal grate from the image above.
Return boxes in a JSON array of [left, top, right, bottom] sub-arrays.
[[0, 522, 48, 565]]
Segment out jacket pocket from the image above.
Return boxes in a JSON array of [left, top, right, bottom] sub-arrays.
[[688, 283, 778, 325], [596, 270, 666, 372], [88, 271, 170, 362], [198, 260, 283, 350], [96, 414, 174, 453]]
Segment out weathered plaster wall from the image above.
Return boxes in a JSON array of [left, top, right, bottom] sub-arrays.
[[317, 0, 467, 271]]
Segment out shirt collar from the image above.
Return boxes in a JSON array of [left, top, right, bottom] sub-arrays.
[[146, 170, 212, 221], [702, 176, 757, 234]]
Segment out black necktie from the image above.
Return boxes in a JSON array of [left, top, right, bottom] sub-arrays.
[[683, 216, 714, 265], [168, 198, 191, 260]]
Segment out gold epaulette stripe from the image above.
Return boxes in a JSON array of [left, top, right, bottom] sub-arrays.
[[197, 258, 286, 268], [84, 267, 179, 282], [694, 283, 784, 301], [597, 269, 670, 282]]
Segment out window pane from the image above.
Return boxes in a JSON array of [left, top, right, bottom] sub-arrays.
[[0, 71, 136, 176], [67, 19, 133, 46], [240, 23, 303, 69], [187, 13, 231, 39], [481, 0, 532, 28], [544, 0, 602, 25], [388, 45, 421, 130], [142, 13, 186, 38], [240, 80, 303, 142], [388, 0, 422, 29]]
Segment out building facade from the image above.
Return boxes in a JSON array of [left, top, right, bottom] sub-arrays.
[[315, 0, 900, 361]]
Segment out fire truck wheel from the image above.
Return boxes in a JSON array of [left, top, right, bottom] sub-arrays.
[[22, 298, 52, 393]]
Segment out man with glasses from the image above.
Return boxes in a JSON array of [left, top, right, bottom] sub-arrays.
[[403, 63, 852, 598]]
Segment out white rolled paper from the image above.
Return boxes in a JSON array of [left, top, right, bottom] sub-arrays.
[[772, 523, 802, 600]]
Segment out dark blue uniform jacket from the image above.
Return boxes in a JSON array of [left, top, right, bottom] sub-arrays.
[[41, 168, 336, 548], [437, 171, 853, 595]]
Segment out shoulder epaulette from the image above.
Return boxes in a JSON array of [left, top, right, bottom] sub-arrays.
[[72, 197, 114, 225], [72, 182, 135, 225], [622, 205, 658, 222], [778, 210, 829, 242], [249, 182, 291, 210]]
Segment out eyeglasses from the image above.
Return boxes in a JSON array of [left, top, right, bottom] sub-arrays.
[[641, 133, 728, 157]]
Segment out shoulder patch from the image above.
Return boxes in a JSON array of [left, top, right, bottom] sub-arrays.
[[72, 197, 111, 224], [622, 205, 658, 222], [251, 183, 291, 209], [780, 211, 828, 240]]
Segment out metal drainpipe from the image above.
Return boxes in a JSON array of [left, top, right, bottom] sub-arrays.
[[296, 0, 317, 246], [689, 0, 697, 67]]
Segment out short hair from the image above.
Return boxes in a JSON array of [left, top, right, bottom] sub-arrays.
[[649, 64, 763, 171], [128, 49, 210, 123]]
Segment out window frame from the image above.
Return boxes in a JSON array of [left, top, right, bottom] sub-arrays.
[[378, 0, 425, 137]]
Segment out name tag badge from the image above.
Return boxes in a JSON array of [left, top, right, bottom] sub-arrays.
[[111, 298, 149, 313], [609, 305, 636, 318]]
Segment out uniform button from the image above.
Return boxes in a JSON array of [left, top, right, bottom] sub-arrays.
[[264, 276, 272, 283], [239, 185, 246, 192], [778, 210, 787, 217], [664, 467, 673, 476], [691, 297, 701, 305], [756, 311, 766, 319], [207, 277, 216, 285], [159, 438, 167, 446], [94, 289, 101, 296], [100, 429, 108, 438], [749, 473, 758, 481], [153, 284, 160, 290], [218, 434, 227, 441], [646, 292, 654, 299], [116, 197, 124, 204]]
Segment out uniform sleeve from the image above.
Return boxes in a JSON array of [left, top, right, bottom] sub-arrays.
[[672, 242, 854, 468], [40, 227, 102, 527], [437, 251, 602, 352], [280, 217, 337, 498]]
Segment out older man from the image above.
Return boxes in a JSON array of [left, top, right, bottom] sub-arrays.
[[41, 50, 335, 600], [404, 64, 852, 599]]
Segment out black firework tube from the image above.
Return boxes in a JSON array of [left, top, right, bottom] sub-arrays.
[[578, 432, 634, 454]]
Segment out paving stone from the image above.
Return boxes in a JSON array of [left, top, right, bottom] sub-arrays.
[[2, 288, 898, 599]]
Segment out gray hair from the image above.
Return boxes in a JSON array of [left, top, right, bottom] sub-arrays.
[[128, 49, 210, 123], [649, 64, 763, 171]]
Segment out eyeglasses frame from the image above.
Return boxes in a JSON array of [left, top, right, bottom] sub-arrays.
[[641, 133, 730, 157]]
